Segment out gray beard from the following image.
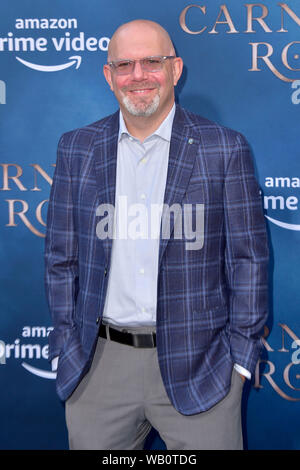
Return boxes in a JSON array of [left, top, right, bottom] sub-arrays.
[[122, 93, 160, 117]]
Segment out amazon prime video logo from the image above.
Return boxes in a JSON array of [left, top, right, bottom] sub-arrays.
[[291, 80, 300, 105], [264, 177, 300, 230], [0, 326, 56, 379], [0, 340, 6, 364], [0, 80, 6, 104], [2, 18, 109, 73], [96, 198, 205, 251], [291, 340, 300, 364]]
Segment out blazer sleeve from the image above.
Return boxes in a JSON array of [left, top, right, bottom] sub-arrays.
[[223, 132, 269, 375], [44, 134, 78, 362]]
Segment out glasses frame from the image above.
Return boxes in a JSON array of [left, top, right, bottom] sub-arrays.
[[108, 55, 176, 75]]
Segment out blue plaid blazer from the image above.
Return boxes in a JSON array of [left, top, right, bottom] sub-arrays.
[[44, 104, 269, 414]]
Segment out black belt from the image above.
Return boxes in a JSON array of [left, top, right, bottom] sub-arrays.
[[99, 323, 156, 348]]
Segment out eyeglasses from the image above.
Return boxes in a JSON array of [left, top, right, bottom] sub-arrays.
[[108, 55, 175, 75]]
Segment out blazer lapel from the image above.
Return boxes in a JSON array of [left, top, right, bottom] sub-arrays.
[[93, 110, 119, 265], [158, 105, 199, 267]]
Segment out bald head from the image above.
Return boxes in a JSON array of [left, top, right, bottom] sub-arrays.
[[103, 19, 183, 136], [107, 20, 175, 61]]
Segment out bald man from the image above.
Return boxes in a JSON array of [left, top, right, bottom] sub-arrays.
[[45, 20, 269, 450]]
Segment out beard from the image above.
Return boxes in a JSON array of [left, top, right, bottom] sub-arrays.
[[121, 84, 160, 117]]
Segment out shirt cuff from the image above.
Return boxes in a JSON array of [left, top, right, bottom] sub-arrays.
[[234, 363, 251, 380], [51, 356, 59, 372]]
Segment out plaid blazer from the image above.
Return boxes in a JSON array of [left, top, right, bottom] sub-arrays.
[[44, 104, 269, 414]]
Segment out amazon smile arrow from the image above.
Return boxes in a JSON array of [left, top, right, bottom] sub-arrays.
[[265, 214, 300, 231], [15, 55, 82, 72], [21, 362, 56, 379]]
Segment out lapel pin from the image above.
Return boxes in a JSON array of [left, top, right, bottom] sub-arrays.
[[188, 138, 194, 144]]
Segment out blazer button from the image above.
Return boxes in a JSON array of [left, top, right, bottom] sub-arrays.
[[104, 267, 108, 276], [96, 317, 100, 324]]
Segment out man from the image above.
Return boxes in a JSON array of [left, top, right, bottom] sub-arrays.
[[44, 19, 269, 450]]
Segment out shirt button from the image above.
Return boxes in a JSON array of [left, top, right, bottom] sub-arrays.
[[141, 157, 147, 163], [139, 268, 145, 274], [140, 193, 146, 200]]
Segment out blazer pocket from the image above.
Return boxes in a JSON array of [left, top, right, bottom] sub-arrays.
[[191, 305, 229, 351]]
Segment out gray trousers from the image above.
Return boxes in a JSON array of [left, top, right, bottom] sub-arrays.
[[65, 323, 244, 450]]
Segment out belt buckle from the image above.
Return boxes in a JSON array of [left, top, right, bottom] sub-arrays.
[[133, 332, 156, 348]]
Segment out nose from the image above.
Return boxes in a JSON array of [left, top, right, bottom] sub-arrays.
[[131, 60, 147, 80]]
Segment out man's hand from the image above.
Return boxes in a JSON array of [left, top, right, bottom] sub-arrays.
[[238, 373, 246, 383], [234, 364, 250, 382]]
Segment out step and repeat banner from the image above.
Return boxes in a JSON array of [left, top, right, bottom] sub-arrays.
[[1, 0, 300, 450]]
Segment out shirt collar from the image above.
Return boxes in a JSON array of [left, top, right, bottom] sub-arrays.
[[118, 103, 176, 143]]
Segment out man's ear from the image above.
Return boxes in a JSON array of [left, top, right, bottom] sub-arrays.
[[103, 64, 114, 91], [172, 57, 183, 86]]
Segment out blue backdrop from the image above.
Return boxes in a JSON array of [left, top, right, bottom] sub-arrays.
[[1, 0, 300, 450]]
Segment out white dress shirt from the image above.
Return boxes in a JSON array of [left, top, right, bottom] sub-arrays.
[[102, 104, 175, 326]]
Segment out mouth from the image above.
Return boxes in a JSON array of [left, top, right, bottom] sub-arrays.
[[128, 88, 156, 95], [122, 83, 159, 95]]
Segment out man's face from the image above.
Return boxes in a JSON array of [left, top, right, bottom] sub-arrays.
[[103, 26, 182, 120]]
